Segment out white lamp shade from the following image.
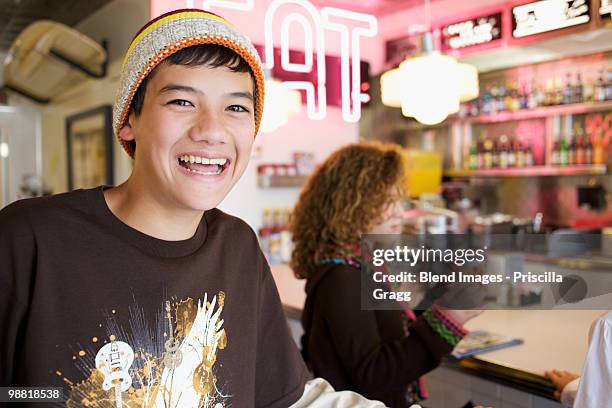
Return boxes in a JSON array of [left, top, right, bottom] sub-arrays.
[[380, 67, 402, 108], [399, 53, 460, 125], [457, 62, 479, 102]]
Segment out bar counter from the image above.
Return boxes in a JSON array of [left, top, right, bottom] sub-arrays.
[[270, 264, 606, 407]]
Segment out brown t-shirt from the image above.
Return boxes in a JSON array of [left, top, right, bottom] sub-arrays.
[[0, 187, 309, 407]]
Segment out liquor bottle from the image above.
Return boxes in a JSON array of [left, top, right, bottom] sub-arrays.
[[593, 131, 606, 165], [607, 68, 612, 101], [504, 83, 512, 111], [267, 208, 284, 264], [477, 139, 485, 169], [564, 72, 573, 105], [584, 79, 595, 103], [595, 70, 606, 102], [584, 135, 593, 165], [568, 136, 576, 165], [574, 72, 584, 104], [492, 141, 500, 168], [512, 84, 521, 111], [508, 137, 517, 168], [528, 79, 539, 109], [280, 208, 293, 263], [498, 84, 507, 112], [519, 83, 529, 110], [575, 135, 584, 165], [555, 77, 564, 106], [544, 80, 554, 106], [525, 143, 534, 167], [490, 86, 499, 113], [482, 86, 492, 114], [469, 142, 478, 170], [505, 83, 514, 112], [536, 80, 546, 107], [559, 137, 568, 166], [552, 140, 560, 165], [484, 139, 493, 169], [470, 99, 480, 116], [499, 136, 508, 168], [516, 141, 525, 167]]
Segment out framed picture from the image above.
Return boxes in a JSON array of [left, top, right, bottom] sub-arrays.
[[66, 105, 114, 190]]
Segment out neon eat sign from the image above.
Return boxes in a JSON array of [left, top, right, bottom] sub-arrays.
[[153, 0, 377, 123]]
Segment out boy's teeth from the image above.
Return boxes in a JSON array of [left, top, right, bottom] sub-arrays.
[[185, 167, 223, 175], [180, 155, 228, 165]]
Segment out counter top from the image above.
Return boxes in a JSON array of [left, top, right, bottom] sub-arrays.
[[270, 264, 606, 399], [453, 309, 604, 398]]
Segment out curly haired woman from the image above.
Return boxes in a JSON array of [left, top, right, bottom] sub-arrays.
[[290, 142, 480, 408]]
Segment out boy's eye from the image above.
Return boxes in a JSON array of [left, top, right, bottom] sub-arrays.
[[168, 99, 194, 107], [227, 105, 249, 113]]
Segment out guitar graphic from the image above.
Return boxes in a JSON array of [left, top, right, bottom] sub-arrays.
[[95, 340, 134, 408], [163, 300, 183, 369]]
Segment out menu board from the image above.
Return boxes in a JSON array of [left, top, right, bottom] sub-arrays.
[[512, 0, 591, 38], [441, 12, 503, 51]]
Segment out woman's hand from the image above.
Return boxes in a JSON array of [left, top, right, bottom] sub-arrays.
[[545, 369, 579, 400]]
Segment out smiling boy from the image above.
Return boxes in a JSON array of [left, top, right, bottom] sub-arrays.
[[0, 9, 395, 407], [0, 10, 315, 407]]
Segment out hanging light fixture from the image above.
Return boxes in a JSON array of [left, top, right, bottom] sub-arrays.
[[380, 0, 479, 125], [260, 70, 302, 133]]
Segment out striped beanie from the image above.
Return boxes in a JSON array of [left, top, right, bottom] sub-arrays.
[[113, 9, 265, 158]]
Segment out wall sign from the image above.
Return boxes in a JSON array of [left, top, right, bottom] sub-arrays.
[[512, 0, 590, 38], [151, 0, 377, 123], [441, 12, 502, 51], [255, 45, 371, 112]]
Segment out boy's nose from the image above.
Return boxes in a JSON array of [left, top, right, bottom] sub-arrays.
[[189, 112, 228, 145]]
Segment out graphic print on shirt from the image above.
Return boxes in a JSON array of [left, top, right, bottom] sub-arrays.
[[63, 291, 229, 408]]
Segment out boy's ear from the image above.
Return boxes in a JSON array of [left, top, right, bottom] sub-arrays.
[[118, 112, 136, 142]]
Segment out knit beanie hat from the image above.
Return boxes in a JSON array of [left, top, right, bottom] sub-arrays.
[[113, 9, 265, 158]]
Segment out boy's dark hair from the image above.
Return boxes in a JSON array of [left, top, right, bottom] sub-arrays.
[[127, 45, 254, 153]]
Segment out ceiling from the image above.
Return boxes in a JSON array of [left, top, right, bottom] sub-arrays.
[[0, 0, 112, 51], [0, 0, 441, 53], [312, 0, 440, 16]]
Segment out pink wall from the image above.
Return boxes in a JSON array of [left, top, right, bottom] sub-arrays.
[[219, 107, 358, 230]]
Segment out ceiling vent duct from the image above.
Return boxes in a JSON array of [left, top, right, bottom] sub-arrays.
[[2, 20, 107, 103]]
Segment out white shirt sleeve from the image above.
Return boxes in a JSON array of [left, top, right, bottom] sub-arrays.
[[289, 377, 421, 408], [573, 311, 612, 408], [560, 377, 579, 407]]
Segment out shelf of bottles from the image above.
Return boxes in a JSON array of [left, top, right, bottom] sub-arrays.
[[258, 174, 308, 188], [457, 67, 612, 122], [457, 100, 612, 124], [257, 156, 314, 188], [446, 56, 612, 177], [259, 207, 293, 265]]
